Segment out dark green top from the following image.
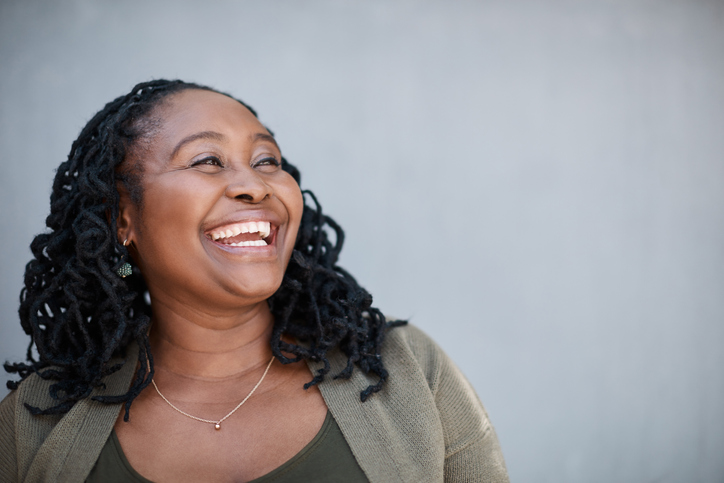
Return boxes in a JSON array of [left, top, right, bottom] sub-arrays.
[[3, 325, 509, 482], [85, 411, 368, 482]]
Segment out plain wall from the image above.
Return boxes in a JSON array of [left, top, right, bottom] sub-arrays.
[[1, 1, 723, 481]]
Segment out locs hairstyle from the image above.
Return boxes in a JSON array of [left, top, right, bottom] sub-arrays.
[[5, 79, 404, 420]]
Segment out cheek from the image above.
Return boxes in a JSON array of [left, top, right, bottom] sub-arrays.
[[134, 178, 212, 257], [279, 180, 304, 240], [290, 188, 304, 228], [144, 174, 215, 217]]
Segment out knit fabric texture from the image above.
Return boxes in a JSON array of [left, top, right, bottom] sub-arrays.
[[0, 324, 509, 482]]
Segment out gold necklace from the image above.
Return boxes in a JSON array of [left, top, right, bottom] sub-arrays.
[[151, 356, 275, 431]]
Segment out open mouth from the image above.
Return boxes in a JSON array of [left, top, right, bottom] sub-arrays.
[[206, 221, 273, 247]]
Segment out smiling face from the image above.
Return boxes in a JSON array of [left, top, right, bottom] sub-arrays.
[[117, 89, 303, 316]]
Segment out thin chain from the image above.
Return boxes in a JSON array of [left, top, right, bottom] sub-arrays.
[[152, 356, 275, 428]]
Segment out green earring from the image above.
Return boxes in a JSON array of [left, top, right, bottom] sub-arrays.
[[117, 262, 132, 278], [117, 238, 132, 278]]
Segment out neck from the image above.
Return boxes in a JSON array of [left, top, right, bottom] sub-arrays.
[[149, 299, 275, 380]]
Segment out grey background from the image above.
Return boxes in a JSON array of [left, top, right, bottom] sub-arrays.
[[1, 0, 723, 481]]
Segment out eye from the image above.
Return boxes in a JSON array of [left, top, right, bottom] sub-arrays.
[[252, 156, 281, 169], [191, 156, 224, 169]]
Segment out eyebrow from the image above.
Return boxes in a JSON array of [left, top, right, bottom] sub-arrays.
[[169, 131, 280, 159], [170, 131, 227, 159], [252, 132, 281, 151]]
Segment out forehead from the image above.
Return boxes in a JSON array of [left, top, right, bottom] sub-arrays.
[[152, 89, 266, 141]]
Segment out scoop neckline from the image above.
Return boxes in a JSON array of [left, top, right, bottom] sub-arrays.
[[110, 409, 333, 483]]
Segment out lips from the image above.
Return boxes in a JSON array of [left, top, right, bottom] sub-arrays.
[[206, 220, 273, 247]]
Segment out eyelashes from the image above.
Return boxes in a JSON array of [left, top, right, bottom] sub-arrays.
[[252, 157, 281, 168], [191, 156, 223, 168], [190, 155, 280, 170]]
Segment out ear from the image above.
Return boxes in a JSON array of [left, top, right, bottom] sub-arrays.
[[116, 183, 138, 246]]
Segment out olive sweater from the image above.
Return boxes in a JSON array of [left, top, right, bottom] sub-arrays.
[[0, 325, 509, 482]]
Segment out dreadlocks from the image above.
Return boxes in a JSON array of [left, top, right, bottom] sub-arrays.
[[4, 79, 404, 420]]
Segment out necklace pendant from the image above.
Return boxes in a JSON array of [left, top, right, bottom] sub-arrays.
[[152, 356, 274, 432]]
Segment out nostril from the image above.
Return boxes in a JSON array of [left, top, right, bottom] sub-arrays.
[[236, 194, 254, 201]]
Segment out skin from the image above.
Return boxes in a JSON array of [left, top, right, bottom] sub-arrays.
[[114, 89, 328, 482]]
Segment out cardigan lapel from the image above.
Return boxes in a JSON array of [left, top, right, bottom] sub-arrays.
[[308, 341, 446, 483], [22, 344, 139, 483]]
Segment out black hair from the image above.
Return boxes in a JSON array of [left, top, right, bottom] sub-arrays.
[[4, 79, 404, 419]]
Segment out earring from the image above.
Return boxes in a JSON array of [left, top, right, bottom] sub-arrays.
[[117, 238, 132, 278]]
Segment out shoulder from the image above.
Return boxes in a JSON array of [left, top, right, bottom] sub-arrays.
[[0, 387, 19, 417], [0, 387, 20, 435], [382, 322, 509, 481], [5, 371, 63, 413], [380, 322, 461, 395], [0, 389, 19, 482], [0, 345, 139, 482], [383, 320, 437, 351], [381, 321, 441, 362], [383, 323, 495, 446], [1, 371, 66, 425], [0, 374, 64, 483], [4, 372, 66, 440], [381, 322, 492, 438]]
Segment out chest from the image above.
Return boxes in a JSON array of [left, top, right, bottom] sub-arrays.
[[114, 377, 328, 482]]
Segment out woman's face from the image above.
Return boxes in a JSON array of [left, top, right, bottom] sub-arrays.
[[118, 89, 303, 315]]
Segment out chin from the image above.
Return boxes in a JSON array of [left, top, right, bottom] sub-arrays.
[[225, 275, 283, 303]]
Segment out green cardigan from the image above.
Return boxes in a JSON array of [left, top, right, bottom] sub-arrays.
[[0, 325, 509, 482]]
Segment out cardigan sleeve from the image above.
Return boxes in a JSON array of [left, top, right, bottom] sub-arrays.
[[402, 325, 509, 482], [0, 389, 19, 483], [435, 356, 509, 482]]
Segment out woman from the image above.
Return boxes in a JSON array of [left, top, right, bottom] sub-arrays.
[[0, 80, 508, 482]]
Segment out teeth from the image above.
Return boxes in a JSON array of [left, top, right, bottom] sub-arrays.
[[259, 222, 270, 238], [228, 240, 268, 247], [209, 221, 272, 240]]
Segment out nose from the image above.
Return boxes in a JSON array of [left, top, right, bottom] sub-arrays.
[[224, 168, 272, 203]]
